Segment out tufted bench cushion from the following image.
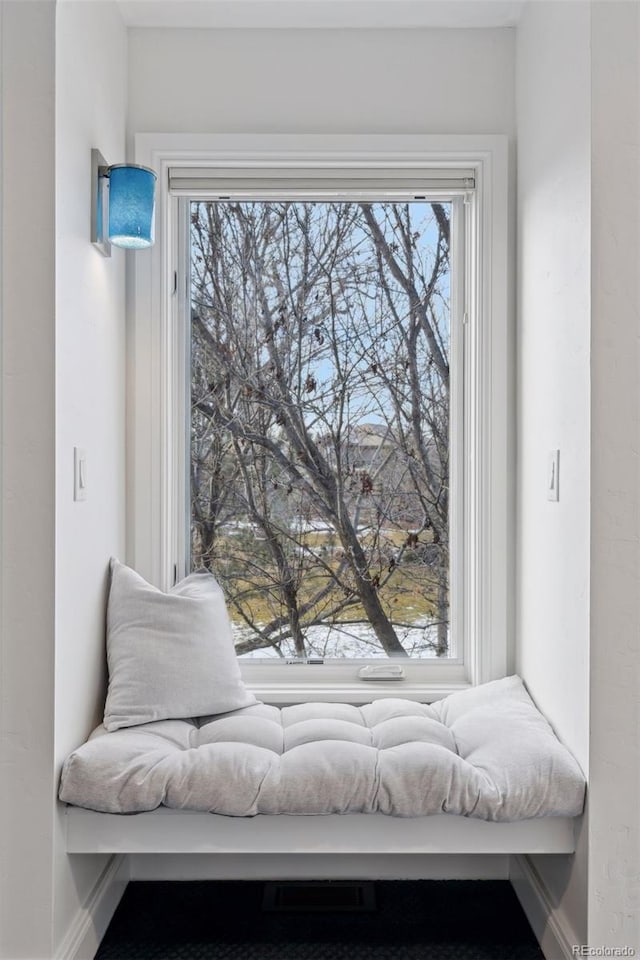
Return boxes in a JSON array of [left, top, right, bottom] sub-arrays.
[[59, 676, 585, 821]]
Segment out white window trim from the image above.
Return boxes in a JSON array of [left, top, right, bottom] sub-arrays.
[[128, 133, 511, 703]]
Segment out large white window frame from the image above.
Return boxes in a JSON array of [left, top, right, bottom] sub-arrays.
[[129, 134, 510, 703]]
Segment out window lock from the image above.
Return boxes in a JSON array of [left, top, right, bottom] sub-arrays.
[[358, 665, 406, 681]]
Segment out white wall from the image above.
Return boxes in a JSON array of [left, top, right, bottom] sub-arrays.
[[515, 0, 591, 946], [0, 3, 57, 957], [589, 2, 640, 950], [517, 2, 640, 952], [0, 2, 128, 958], [127, 27, 516, 140], [54, 0, 128, 955], [516, 0, 591, 774]]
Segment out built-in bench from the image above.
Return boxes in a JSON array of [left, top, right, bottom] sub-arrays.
[[60, 676, 585, 856], [65, 808, 578, 855]]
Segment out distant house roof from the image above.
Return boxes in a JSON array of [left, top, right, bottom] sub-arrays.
[[346, 423, 394, 449], [317, 422, 395, 450]]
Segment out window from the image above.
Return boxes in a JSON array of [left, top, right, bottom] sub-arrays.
[[131, 135, 510, 700], [188, 198, 458, 663]]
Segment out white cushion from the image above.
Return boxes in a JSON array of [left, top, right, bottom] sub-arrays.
[[62, 675, 585, 820], [103, 559, 256, 731]]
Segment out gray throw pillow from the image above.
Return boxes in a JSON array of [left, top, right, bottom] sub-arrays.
[[104, 559, 257, 731]]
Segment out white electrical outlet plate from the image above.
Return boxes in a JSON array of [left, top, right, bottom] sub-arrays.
[[74, 447, 88, 501], [547, 449, 559, 502]]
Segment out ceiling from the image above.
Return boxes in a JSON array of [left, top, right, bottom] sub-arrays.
[[116, 0, 525, 30]]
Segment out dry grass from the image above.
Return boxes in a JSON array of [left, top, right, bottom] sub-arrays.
[[215, 531, 444, 630]]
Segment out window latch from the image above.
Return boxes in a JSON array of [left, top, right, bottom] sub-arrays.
[[358, 665, 406, 681]]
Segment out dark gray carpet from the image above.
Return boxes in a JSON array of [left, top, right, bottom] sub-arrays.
[[96, 880, 544, 960]]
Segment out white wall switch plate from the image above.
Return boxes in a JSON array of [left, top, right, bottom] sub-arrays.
[[547, 449, 560, 501], [74, 447, 88, 501]]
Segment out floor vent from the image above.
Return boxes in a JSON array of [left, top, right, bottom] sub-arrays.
[[262, 881, 376, 913]]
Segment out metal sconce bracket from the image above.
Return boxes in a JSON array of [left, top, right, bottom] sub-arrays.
[[91, 148, 111, 258]]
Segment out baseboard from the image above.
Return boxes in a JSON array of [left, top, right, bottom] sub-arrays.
[[510, 854, 577, 960], [55, 854, 129, 960], [130, 853, 509, 881]]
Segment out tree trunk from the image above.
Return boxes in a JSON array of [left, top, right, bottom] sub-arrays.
[[435, 562, 449, 657], [279, 572, 306, 657], [336, 515, 408, 657], [354, 570, 408, 656]]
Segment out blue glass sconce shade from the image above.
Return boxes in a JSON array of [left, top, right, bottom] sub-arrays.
[[91, 149, 157, 256], [108, 165, 157, 249]]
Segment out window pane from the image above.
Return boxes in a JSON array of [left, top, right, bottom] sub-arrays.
[[189, 201, 452, 660]]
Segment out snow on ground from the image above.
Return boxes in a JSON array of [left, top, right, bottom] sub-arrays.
[[235, 619, 453, 660]]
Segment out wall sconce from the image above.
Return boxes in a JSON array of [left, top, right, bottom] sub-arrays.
[[91, 148, 157, 257]]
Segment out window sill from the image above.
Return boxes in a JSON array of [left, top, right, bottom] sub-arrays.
[[245, 680, 472, 705]]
